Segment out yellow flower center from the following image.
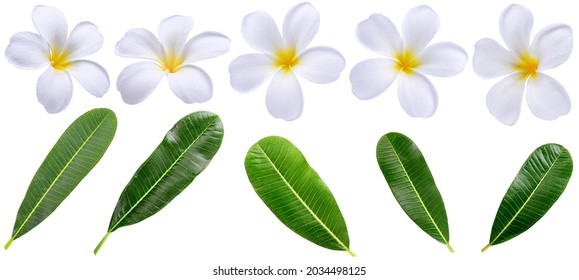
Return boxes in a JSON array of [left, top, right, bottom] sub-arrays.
[[513, 53, 539, 80], [160, 52, 185, 73], [274, 48, 299, 73], [48, 47, 70, 71], [394, 49, 420, 74]]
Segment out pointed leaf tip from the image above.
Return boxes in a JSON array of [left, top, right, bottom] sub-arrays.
[[376, 132, 452, 251]]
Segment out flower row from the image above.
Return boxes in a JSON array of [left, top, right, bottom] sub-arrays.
[[5, 3, 573, 125]]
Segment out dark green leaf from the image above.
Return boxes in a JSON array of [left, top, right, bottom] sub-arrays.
[[482, 143, 572, 252], [5, 108, 117, 249], [376, 132, 453, 252], [94, 111, 223, 255], [245, 136, 353, 255]]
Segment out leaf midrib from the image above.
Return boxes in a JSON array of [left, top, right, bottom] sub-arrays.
[[11, 112, 112, 240], [488, 151, 563, 246], [108, 119, 215, 232], [256, 143, 351, 253], [389, 141, 450, 247]]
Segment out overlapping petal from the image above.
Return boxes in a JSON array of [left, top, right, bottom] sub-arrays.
[[241, 11, 283, 54], [499, 4, 533, 54], [350, 58, 398, 100], [115, 28, 165, 61], [397, 72, 438, 118], [486, 74, 525, 125], [473, 38, 517, 79], [32, 5, 67, 50], [158, 15, 193, 54], [266, 71, 303, 121], [419, 42, 467, 77], [229, 53, 276, 93], [402, 5, 439, 52], [293, 46, 345, 84], [356, 14, 402, 57], [65, 22, 104, 60], [116, 61, 164, 104], [67, 60, 110, 98], [531, 24, 573, 71], [282, 2, 319, 52], [36, 67, 72, 113], [183, 31, 231, 63], [167, 65, 213, 103], [526, 74, 571, 120], [5, 32, 49, 69]]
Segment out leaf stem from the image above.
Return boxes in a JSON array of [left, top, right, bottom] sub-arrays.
[[481, 243, 492, 253], [4, 238, 14, 250], [447, 243, 455, 253], [94, 232, 111, 255], [346, 248, 356, 257]]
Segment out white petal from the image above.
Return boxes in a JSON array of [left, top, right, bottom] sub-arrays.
[[5, 32, 49, 69], [356, 13, 402, 57], [486, 73, 525, 125], [67, 60, 110, 98], [115, 28, 165, 61], [65, 22, 103, 60], [32, 5, 68, 50], [167, 65, 213, 103], [158, 15, 193, 54], [183, 31, 230, 63], [397, 72, 438, 118], [282, 2, 319, 52], [293, 46, 345, 84], [402, 5, 439, 53], [349, 58, 398, 100], [36, 67, 72, 113], [266, 71, 303, 121], [116, 61, 164, 104], [531, 24, 573, 71], [500, 4, 533, 54], [419, 42, 467, 77], [473, 38, 517, 78], [229, 53, 276, 92], [526, 73, 571, 120], [241, 11, 283, 54]]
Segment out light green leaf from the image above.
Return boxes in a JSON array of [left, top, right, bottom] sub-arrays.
[[94, 111, 223, 255], [482, 143, 573, 252], [245, 136, 354, 256], [376, 132, 453, 252], [5, 108, 117, 249]]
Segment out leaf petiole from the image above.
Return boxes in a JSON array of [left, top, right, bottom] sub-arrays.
[[94, 232, 111, 255]]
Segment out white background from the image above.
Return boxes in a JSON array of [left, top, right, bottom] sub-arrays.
[[0, 0, 578, 279]]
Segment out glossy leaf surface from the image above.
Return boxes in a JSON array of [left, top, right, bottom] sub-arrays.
[[6, 108, 117, 249], [94, 111, 223, 254], [376, 132, 453, 252], [245, 136, 353, 255], [482, 143, 572, 252]]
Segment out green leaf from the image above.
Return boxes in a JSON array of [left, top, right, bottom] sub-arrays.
[[376, 132, 453, 252], [94, 111, 223, 255], [482, 143, 573, 252], [245, 136, 353, 256], [5, 108, 117, 249]]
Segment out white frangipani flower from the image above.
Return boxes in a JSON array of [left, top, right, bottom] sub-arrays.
[[5, 5, 110, 113], [473, 4, 572, 125], [229, 2, 346, 121], [116, 15, 230, 104], [350, 6, 467, 118]]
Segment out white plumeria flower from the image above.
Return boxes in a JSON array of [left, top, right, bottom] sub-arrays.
[[116, 15, 230, 104], [229, 2, 346, 121], [350, 6, 467, 118], [473, 4, 572, 125], [5, 5, 109, 113]]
